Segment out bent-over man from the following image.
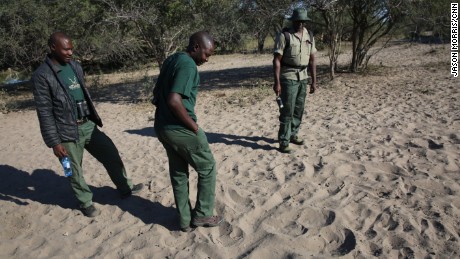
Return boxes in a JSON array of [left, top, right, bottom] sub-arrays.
[[153, 31, 223, 232]]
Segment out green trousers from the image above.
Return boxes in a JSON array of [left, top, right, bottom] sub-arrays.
[[61, 121, 132, 208], [278, 78, 308, 146], [156, 127, 217, 228]]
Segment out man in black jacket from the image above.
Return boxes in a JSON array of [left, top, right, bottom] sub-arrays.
[[32, 32, 143, 217]]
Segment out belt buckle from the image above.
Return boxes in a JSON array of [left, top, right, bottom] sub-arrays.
[[77, 117, 88, 125]]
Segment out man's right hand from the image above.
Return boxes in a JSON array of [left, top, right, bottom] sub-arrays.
[[273, 83, 281, 96], [53, 144, 68, 158], [309, 82, 317, 94]]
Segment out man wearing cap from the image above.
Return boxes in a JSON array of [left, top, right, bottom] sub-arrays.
[[273, 8, 317, 153]]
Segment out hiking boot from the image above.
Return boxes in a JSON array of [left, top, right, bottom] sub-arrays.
[[279, 144, 292, 153], [192, 215, 223, 228], [81, 204, 100, 217], [180, 225, 196, 233], [290, 136, 304, 145], [121, 183, 144, 199], [131, 183, 144, 194]]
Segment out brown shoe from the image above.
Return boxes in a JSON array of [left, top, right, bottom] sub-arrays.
[[290, 136, 304, 145], [192, 215, 223, 227], [279, 144, 292, 153], [121, 183, 144, 199], [180, 225, 196, 232], [81, 204, 100, 217]]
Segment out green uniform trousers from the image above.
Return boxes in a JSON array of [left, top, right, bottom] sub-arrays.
[[61, 121, 132, 208], [278, 78, 308, 146], [156, 127, 217, 228]]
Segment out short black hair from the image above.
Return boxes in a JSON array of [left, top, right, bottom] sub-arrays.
[[187, 31, 214, 51], [48, 32, 71, 47]]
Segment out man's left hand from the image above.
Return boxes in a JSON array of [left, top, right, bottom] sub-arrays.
[[309, 83, 317, 94]]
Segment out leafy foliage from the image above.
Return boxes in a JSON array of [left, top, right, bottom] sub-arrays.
[[402, 0, 452, 42], [0, 0, 49, 70], [0, 0, 453, 75], [240, 0, 293, 53]]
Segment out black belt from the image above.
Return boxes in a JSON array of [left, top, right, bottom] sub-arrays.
[[281, 63, 308, 70], [77, 117, 89, 125]]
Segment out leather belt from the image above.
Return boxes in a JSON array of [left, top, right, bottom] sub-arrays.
[[281, 63, 308, 70], [77, 117, 89, 125]]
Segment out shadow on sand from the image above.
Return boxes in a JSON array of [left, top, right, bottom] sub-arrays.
[[0, 164, 179, 231], [91, 64, 274, 103], [125, 126, 277, 151], [2, 62, 329, 111]]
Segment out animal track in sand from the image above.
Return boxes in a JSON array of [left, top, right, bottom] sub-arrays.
[[365, 207, 400, 241], [281, 221, 309, 237], [330, 228, 357, 256], [399, 247, 415, 259], [261, 206, 336, 240], [227, 188, 254, 211], [297, 208, 336, 228], [216, 221, 244, 247]]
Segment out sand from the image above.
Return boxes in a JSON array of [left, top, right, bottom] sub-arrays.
[[1, 42, 459, 258]]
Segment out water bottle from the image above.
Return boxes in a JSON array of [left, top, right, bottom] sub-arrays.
[[276, 96, 284, 108], [61, 156, 73, 177]]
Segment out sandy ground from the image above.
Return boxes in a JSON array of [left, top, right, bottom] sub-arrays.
[[1, 42, 459, 258]]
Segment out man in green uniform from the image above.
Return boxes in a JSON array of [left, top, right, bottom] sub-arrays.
[[273, 8, 317, 153], [32, 32, 143, 217], [153, 31, 223, 232]]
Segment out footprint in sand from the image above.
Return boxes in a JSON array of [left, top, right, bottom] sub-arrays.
[[368, 242, 383, 256], [321, 227, 357, 256], [324, 179, 345, 196], [331, 228, 357, 256], [399, 247, 415, 259], [365, 228, 377, 240], [420, 218, 429, 235], [263, 207, 336, 238], [297, 208, 336, 228], [365, 207, 401, 241], [387, 235, 409, 251], [257, 206, 356, 257], [402, 221, 415, 232], [279, 221, 309, 237], [428, 220, 456, 241], [432, 220, 446, 237], [227, 188, 254, 211], [216, 221, 244, 247]]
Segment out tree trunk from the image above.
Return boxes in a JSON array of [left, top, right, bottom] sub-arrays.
[[256, 30, 269, 53]]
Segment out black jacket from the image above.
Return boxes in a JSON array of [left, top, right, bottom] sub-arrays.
[[32, 55, 102, 148]]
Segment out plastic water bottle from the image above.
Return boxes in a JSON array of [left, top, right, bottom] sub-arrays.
[[61, 156, 73, 177], [276, 96, 284, 108]]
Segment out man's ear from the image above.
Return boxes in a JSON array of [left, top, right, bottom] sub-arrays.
[[50, 44, 56, 52], [193, 43, 200, 52]]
